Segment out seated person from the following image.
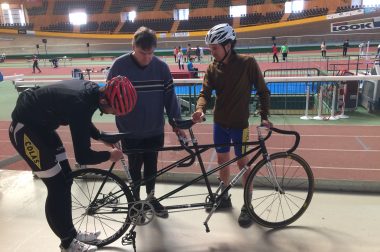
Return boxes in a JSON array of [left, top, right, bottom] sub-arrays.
[[187, 57, 198, 78], [50, 58, 59, 68]]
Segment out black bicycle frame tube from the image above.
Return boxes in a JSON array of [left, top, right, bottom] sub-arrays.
[[156, 144, 262, 204], [89, 162, 117, 205]]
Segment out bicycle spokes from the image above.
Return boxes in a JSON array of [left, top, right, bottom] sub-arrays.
[[244, 153, 314, 228]]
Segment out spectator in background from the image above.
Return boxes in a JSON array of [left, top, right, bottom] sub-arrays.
[[195, 45, 201, 62], [377, 43, 380, 56], [51, 58, 59, 68], [272, 43, 279, 63], [321, 41, 327, 58], [200, 47, 204, 62], [358, 42, 365, 58], [173, 47, 178, 63], [177, 46, 184, 70], [32, 54, 42, 73], [186, 43, 191, 62], [343, 39, 349, 56], [280, 42, 289, 62], [187, 57, 198, 78], [0, 52, 6, 63]]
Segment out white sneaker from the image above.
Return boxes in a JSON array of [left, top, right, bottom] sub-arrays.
[[76, 231, 101, 242], [61, 239, 97, 252]]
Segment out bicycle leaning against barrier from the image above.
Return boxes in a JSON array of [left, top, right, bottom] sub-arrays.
[[70, 119, 314, 251]]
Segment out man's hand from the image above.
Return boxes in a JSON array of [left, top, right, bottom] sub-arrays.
[[261, 120, 273, 129], [109, 148, 123, 162], [192, 110, 205, 123]]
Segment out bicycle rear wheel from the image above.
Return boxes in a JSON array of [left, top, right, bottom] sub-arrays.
[[244, 152, 314, 228], [71, 168, 134, 247]]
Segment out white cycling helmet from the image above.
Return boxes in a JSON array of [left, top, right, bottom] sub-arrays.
[[205, 23, 236, 45]]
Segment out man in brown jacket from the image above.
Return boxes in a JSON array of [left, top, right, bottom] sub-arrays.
[[192, 23, 272, 227]]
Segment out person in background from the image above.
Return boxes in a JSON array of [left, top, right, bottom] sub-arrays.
[[177, 46, 184, 70], [106, 26, 186, 218], [9, 76, 137, 252], [173, 46, 178, 63], [343, 39, 349, 56], [32, 54, 42, 73], [358, 42, 365, 58], [321, 41, 327, 58], [280, 42, 289, 62], [192, 23, 272, 228], [195, 45, 201, 62], [187, 57, 199, 78], [272, 43, 279, 63], [185, 43, 192, 63]]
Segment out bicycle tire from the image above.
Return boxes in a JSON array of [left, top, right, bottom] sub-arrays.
[[70, 168, 134, 247], [244, 152, 314, 228]]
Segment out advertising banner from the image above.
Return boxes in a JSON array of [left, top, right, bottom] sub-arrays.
[[331, 16, 380, 32]]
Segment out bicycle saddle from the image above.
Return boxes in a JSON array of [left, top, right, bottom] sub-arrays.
[[99, 132, 129, 144]]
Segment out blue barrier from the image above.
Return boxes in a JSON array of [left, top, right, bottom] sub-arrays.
[[175, 82, 318, 96]]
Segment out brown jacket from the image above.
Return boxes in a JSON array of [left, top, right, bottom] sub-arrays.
[[196, 53, 270, 129]]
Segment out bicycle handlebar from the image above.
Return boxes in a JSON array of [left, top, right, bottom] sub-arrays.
[[269, 127, 300, 153]]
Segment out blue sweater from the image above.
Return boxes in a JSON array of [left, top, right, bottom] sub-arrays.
[[107, 53, 181, 139]]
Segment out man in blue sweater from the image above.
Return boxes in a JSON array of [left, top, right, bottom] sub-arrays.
[[107, 26, 185, 218]]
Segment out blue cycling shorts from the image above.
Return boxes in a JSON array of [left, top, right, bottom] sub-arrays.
[[213, 123, 249, 157]]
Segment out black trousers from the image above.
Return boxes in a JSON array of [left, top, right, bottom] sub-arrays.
[[32, 61, 41, 73], [122, 134, 164, 200], [273, 53, 279, 62], [9, 121, 76, 249], [343, 48, 348, 56]]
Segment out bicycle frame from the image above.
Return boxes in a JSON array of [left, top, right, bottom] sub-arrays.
[[93, 126, 293, 215]]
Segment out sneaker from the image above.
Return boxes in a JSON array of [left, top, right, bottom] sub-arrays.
[[238, 205, 253, 228], [76, 231, 101, 242], [150, 197, 168, 218], [61, 239, 97, 252]]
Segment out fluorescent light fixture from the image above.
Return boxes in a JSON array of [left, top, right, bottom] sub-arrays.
[[1, 3, 10, 10], [19, 9, 26, 25], [69, 12, 87, 25], [230, 5, 247, 17]]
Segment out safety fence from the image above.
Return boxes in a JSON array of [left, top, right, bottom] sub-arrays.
[[12, 75, 380, 119]]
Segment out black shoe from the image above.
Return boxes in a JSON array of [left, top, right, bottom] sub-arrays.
[[238, 205, 253, 228], [205, 196, 232, 212], [150, 197, 168, 218], [218, 197, 232, 209]]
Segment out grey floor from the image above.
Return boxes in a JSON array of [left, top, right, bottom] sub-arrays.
[[0, 170, 379, 252]]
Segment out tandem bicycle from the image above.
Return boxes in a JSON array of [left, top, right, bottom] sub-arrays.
[[70, 119, 314, 251]]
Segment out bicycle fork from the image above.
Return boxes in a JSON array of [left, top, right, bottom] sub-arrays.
[[257, 127, 284, 194], [203, 165, 250, 232]]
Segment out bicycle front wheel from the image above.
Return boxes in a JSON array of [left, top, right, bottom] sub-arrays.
[[244, 152, 314, 228], [71, 168, 134, 247]]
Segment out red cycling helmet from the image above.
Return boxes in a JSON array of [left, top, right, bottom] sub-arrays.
[[104, 76, 137, 116]]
